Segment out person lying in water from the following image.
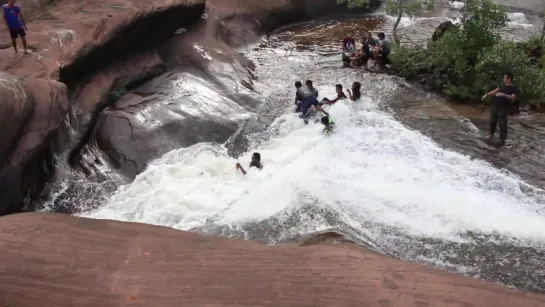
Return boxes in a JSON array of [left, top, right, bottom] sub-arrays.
[[320, 84, 347, 105], [320, 115, 335, 135], [236, 152, 263, 175]]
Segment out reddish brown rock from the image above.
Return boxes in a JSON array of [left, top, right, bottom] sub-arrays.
[[0, 212, 544, 307], [0, 0, 206, 213]]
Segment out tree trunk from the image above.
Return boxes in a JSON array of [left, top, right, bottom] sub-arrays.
[[541, 23, 545, 45], [392, 9, 403, 45]]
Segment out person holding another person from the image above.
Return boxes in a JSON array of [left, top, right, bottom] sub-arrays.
[[294, 81, 313, 112], [321, 84, 347, 105], [306, 80, 319, 98]]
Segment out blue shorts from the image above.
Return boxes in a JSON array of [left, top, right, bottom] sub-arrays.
[[301, 97, 319, 114]]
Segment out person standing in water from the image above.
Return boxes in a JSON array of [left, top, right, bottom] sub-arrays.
[[481, 72, 518, 145], [236, 152, 263, 175], [2, 0, 28, 54], [306, 80, 319, 98], [346, 82, 361, 101], [294, 81, 313, 112]]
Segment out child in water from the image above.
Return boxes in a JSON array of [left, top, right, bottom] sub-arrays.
[[236, 152, 263, 175], [320, 115, 335, 135]]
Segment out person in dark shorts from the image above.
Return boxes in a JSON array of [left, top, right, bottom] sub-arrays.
[[372, 32, 390, 67], [481, 72, 518, 145], [236, 152, 263, 175], [2, 0, 28, 54], [294, 81, 313, 112], [321, 84, 347, 105]]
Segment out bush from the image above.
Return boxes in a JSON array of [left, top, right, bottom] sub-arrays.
[[388, 0, 545, 104]]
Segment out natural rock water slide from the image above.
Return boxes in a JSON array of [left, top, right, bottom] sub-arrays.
[[1, 0, 545, 306]]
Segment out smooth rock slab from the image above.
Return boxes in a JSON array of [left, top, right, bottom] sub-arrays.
[[1, 212, 545, 306]]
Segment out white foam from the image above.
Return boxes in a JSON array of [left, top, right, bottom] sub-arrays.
[[84, 93, 545, 243], [83, 33, 545, 247], [507, 12, 533, 28]]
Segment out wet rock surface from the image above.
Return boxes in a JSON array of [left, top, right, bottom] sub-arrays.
[[1, 213, 545, 307]]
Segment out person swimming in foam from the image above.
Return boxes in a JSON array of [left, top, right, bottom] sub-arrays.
[[236, 152, 263, 175], [320, 115, 335, 135], [346, 82, 361, 101]]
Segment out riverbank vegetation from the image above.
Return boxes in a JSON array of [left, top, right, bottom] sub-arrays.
[[340, 0, 545, 106]]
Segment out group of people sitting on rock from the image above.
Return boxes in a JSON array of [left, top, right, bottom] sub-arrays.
[[342, 32, 391, 69]]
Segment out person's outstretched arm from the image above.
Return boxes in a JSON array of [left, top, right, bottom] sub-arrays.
[[236, 163, 247, 175], [482, 87, 499, 101]]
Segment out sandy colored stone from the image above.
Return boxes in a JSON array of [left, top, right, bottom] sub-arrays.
[[0, 212, 544, 307]]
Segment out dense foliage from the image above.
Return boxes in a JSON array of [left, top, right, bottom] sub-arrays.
[[340, 0, 545, 104], [389, 0, 545, 104], [338, 0, 435, 44]]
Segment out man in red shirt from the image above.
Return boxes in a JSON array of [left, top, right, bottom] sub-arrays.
[[2, 0, 28, 54]]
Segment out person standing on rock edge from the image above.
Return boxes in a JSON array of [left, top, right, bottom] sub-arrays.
[[2, 0, 28, 54], [481, 72, 518, 146]]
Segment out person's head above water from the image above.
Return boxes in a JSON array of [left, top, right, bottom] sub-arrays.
[[377, 32, 385, 40], [321, 116, 331, 126], [295, 81, 302, 88], [335, 84, 343, 93], [306, 80, 313, 88], [352, 81, 361, 92], [250, 152, 262, 169]]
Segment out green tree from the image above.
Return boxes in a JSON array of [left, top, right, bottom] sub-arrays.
[[337, 0, 435, 45]]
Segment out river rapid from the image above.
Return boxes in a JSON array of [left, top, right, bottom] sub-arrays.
[[43, 5, 545, 293]]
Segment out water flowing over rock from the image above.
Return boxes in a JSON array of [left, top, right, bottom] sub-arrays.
[[0, 0, 383, 213], [0, 0, 208, 213], [1, 212, 544, 306]]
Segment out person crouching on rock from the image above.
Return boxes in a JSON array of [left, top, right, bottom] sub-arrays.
[[2, 0, 28, 54], [236, 152, 263, 175]]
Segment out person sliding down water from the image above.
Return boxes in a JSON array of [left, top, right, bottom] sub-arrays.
[[294, 81, 313, 112], [236, 152, 263, 175], [320, 114, 335, 135]]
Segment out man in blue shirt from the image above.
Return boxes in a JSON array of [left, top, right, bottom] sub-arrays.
[[2, 0, 28, 54]]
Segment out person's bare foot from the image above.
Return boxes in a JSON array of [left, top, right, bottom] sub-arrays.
[[24, 50, 29, 54]]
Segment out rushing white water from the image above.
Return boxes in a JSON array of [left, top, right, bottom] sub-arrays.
[[83, 35, 545, 248]]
